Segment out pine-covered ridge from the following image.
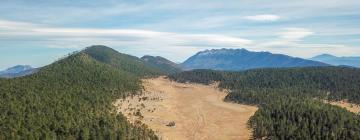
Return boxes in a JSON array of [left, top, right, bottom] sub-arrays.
[[82, 45, 163, 77], [0, 46, 161, 139], [168, 67, 360, 139], [169, 67, 360, 104]]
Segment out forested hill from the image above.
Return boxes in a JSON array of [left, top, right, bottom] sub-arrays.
[[169, 67, 360, 139], [141, 55, 182, 74], [0, 49, 159, 139], [169, 67, 360, 104], [82, 45, 163, 77]]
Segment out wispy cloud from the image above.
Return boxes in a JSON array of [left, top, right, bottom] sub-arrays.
[[0, 0, 359, 69], [244, 14, 281, 21], [255, 27, 314, 48], [253, 42, 360, 58], [252, 27, 360, 58], [1, 19, 358, 60], [0, 19, 254, 65], [254, 27, 313, 48], [279, 28, 314, 41]]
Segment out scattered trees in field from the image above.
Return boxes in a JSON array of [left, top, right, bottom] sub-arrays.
[[169, 67, 360, 139]]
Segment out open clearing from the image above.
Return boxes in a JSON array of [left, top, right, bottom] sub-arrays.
[[325, 101, 360, 113], [114, 77, 258, 140]]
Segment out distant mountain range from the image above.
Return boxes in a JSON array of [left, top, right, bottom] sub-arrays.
[[0, 65, 37, 78], [5, 48, 358, 78], [310, 54, 360, 67], [182, 48, 330, 70]]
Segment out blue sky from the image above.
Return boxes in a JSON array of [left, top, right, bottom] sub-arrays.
[[0, 0, 360, 70]]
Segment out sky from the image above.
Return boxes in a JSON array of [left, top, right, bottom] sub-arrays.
[[0, 0, 360, 70]]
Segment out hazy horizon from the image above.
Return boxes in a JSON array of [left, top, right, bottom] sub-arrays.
[[1, 0, 360, 69]]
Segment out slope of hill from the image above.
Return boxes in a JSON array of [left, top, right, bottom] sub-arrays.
[[141, 55, 182, 74], [182, 48, 330, 70], [0, 50, 158, 139], [82, 45, 163, 77], [169, 67, 360, 139], [311, 54, 360, 67], [0, 65, 37, 78]]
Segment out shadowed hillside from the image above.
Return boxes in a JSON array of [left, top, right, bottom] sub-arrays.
[[141, 55, 182, 74], [83, 45, 163, 77]]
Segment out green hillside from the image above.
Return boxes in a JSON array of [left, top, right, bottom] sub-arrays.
[[169, 67, 360, 139], [83, 45, 163, 77], [141, 55, 182, 74], [0, 51, 159, 139]]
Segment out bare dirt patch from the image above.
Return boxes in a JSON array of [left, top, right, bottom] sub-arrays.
[[114, 77, 258, 140], [325, 100, 360, 113]]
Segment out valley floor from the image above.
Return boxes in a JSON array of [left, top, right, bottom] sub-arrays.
[[114, 77, 258, 140]]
